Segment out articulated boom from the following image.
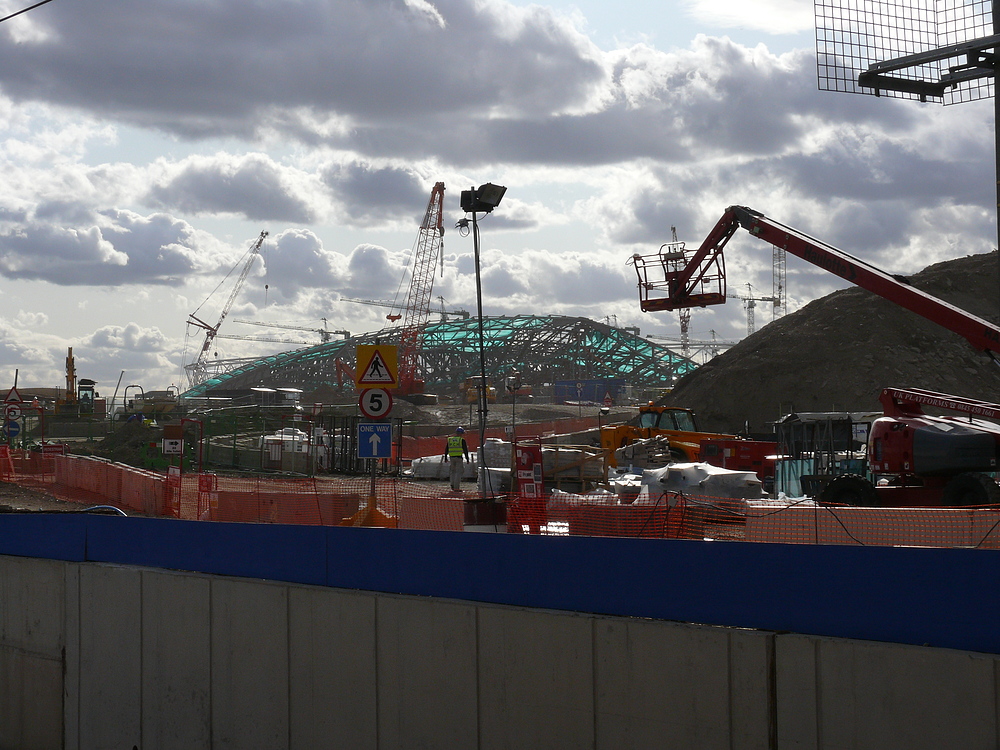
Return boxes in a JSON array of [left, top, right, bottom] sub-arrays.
[[634, 205, 1000, 360]]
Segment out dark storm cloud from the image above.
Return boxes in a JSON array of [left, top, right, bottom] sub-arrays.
[[144, 155, 315, 222], [0, 0, 605, 139], [322, 164, 429, 225]]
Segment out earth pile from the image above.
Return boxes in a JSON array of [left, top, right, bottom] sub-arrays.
[[663, 251, 1000, 434]]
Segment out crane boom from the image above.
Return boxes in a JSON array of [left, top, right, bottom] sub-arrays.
[[632, 206, 1000, 359], [396, 182, 446, 392], [185, 230, 268, 384]]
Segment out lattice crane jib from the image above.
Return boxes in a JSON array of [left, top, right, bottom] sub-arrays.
[[185, 230, 268, 385], [397, 182, 445, 390]]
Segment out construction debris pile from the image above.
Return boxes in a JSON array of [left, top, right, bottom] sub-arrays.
[[664, 250, 1000, 434]]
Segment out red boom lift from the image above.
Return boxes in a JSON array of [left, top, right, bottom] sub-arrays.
[[631, 205, 1000, 505]]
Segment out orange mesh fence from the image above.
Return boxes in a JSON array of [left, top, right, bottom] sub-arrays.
[[506, 492, 1000, 548]]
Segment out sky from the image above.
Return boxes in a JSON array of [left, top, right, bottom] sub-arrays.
[[0, 0, 993, 397]]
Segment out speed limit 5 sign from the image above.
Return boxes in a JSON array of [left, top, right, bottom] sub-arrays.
[[358, 388, 393, 419]]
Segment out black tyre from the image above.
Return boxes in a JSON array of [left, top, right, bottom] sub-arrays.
[[941, 472, 1000, 506], [818, 474, 879, 507]]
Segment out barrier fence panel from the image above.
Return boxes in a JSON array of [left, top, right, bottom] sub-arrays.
[[8, 454, 1000, 548]]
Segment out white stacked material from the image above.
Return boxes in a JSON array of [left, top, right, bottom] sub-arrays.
[[481, 438, 511, 468], [478, 466, 511, 493], [407, 455, 477, 480], [614, 436, 674, 469], [633, 462, 763, 506], [607, 469, 643, 503], [548, 487, 616, 510]]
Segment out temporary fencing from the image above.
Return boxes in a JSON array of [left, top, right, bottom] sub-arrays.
[[4, 449, 1000, 548], [504, 492, 1000, 549]]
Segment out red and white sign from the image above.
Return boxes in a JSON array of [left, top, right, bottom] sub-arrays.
[[358, 388, 393, 419], [4, 386, 21, 404]]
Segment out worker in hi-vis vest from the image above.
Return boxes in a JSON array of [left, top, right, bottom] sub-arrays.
[[444, 427, 470, 491]]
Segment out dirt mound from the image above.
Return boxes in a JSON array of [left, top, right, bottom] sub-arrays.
[[663, 251, 1000, 434]]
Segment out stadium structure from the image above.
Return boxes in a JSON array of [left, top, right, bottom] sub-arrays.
[[180, 315, 697, 404]]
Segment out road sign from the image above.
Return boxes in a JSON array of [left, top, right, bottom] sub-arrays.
[[359, 388, 393, 419], [357, 422, 393, 459], [356, 345, 399, 388], [162, 438, 182, 455], [5, 404, 20, 419], [4, 421, 20, 439]]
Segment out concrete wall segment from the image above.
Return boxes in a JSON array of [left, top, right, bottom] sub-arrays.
[[77, 563, 141, 750], [376, 595, 479, 749], [0, 554, 64, 655], [478, 606, 593, 749], [775, 635, 818, 750], [210, 577, 289, 749], [815, 637, 998, 750], [288, 586, 377, 749], [141, 570, 211, 750]]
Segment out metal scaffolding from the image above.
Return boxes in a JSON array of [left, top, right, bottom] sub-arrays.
[[180, 315, 697, 401]]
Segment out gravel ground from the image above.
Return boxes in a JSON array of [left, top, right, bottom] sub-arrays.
[[0, 481, 82, 513]]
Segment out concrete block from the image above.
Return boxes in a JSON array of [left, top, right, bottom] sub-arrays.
[[594, 617, 731, 748], [817, 638, 997, 750], [479, 605, 593, 750], [0, 645, 63, 750], [775, 634, 817, 749], [78, 563, 142, 750], [211, 577, 289, 749], [0, 554, 66, 655], [288, 587, 377, 749], [141, 569, 212, 750], [377, 595, 478, 749]]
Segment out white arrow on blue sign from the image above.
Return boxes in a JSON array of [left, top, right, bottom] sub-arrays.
[[357, 422, 392, 459]]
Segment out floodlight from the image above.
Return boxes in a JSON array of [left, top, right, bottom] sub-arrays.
[[460, 183, 507, 214]]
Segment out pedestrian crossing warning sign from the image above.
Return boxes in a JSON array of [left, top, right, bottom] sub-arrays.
[[356, 345, 399, 388]]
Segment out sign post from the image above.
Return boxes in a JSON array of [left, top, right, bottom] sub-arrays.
[[342, 421, 396, 528]]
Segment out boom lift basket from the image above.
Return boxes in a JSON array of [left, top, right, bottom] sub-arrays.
[[630, 240, 727, 312]]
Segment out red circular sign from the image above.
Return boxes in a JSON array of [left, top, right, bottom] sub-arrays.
[[358, 388, 393, 419]]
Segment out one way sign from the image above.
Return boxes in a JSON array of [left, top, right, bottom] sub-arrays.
[[357, 422, 393, 459]]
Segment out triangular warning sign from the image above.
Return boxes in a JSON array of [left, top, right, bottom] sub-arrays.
[[4, 386, 22, 404], [358, 350, 395, 384]]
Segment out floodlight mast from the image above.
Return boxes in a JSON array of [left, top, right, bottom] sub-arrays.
[[457, 182, 506, 498]]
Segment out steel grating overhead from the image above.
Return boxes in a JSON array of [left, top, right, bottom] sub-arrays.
[[816, 0, 994, 103], [181, 315, 697, 400]]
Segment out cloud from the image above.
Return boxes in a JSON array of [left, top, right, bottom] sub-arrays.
[[682, 0, 814, 35], [145, 153, 318, 223]]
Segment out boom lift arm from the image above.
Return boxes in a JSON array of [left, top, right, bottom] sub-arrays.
[[631, 206, 1000, 360]]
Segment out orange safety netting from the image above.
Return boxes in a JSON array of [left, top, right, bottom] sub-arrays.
[[3, 451, 1000, 548]]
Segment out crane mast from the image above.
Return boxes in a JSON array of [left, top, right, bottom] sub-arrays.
[[185, 230, 268, 385], [396, 182, 446, 394]]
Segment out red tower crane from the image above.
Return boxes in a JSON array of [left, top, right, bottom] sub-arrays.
[[393, 182, 445, 400]]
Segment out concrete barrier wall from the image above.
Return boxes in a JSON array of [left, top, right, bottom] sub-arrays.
[[4, 553, 1000, 749]]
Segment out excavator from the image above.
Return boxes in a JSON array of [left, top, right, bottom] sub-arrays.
[[631, 205, 1000, 506]]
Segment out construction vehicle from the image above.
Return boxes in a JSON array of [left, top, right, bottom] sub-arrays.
[[631, 205, 1000, 506], [461, 376, 496, 404], [600, 403, 737, 467]]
